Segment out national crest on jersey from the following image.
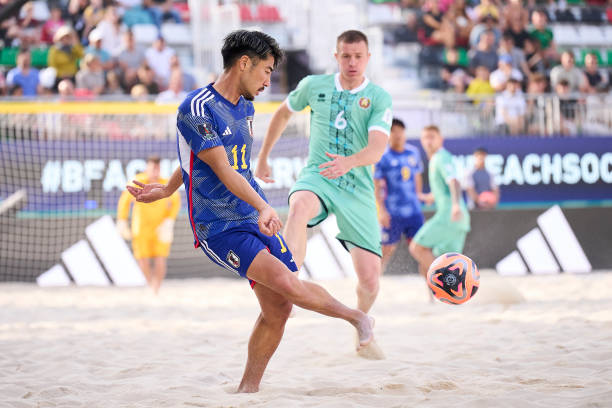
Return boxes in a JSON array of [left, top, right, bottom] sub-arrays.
[[176, 83, 266, 245], [374, 143, 423, 218]]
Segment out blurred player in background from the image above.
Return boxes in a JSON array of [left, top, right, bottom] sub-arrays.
[[374, 118, 424, 272], [125, 30, 374, 393], [117, 155, 180, 294], [410, 126, 471, 297], [256, 31, 392, 344], [464, 147, 500, 209]]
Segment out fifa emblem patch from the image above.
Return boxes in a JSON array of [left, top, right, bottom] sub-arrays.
[[358, 97, 371, 109], [197, 123, 214, 139], [227, 250, 240, 268]]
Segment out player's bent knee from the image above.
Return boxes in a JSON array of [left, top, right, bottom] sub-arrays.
[[288, 192, 319, 222]]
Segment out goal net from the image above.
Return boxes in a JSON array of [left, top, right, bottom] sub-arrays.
[[0, 102, 309, 282]]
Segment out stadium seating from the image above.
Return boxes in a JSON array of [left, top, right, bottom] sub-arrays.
[[132, 24, 159, 44], [161, 23, 191, 46]]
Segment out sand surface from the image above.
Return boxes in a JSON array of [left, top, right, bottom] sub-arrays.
[[2, 272, 612, 407]]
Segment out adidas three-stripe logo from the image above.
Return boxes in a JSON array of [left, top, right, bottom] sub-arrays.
[[222, 126, 232, 136], [496, 205, 592, 275]]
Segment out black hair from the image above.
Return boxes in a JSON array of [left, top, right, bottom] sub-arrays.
[[391, 118, 405, 129], [474, 147, 488, 154], [221, 30, 284, 70], [337, 30, 369, 48]]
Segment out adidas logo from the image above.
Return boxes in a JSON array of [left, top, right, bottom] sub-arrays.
[[36, 215, 147, 287], [496, 205, 592, 275], [222, 126, 232, 136]]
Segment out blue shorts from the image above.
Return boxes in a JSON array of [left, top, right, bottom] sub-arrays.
[[381, 213, 424, 245], [199, 223, 298, 286]]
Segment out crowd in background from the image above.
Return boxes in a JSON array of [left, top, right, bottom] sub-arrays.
[[0, 0, 194, 102], [398, 0, 612, 134]]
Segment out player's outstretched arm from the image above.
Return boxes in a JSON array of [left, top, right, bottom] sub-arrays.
[[254, 101, 293, 183], [198, 146, 282, 236], [319, 130, 387, 179], [127, 166, 183, 203]]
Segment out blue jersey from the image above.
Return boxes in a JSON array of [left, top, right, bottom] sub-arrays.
[[176, 84, 266, 246], [374, 143, 423, 218]]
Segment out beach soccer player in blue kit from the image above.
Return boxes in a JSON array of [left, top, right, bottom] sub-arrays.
[[126, 30, 373, 393], [374, 118, 424, 272]]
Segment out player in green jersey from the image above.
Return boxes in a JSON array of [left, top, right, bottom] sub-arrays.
[[410, 125, 471, 295], [256, 30, 392, 346]]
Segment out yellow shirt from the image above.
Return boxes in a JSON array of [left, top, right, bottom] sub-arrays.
[[117, 173, 181, 237], [466, 79, 495, 105], [48, 44, 85, 78]]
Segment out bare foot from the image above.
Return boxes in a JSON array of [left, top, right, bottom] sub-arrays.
[[236, 384, 259, 393], [354, 315, 374, 350]]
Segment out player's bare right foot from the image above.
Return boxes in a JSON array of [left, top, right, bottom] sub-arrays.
[[354, 314, 374, 350]]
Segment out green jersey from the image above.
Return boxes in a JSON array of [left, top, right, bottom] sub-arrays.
[[287, 73, 393, 194], [429, 148, 470, 231]]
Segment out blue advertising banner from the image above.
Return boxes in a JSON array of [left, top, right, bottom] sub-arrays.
[[407, 137, 612, 204], [1, 136, 610, 213], [0, 139, 308, 212]]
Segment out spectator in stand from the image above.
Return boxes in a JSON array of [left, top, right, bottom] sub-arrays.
[[6, 49, 40, 97], [441, 48, 469, 92], [441, 0, 473, 48], [76, 54, 105, 96], [498, 33, 530, 80], [504, 16, 530, 50], [48, 26, 84, 84], [582, 53, 609, 93], [466, 65, 495, 105], [523, 37, 546, 75], [136, 61, 160, 94], [526, 73, 548, 134], [105, 70, 126, 96], [17, 1, 41, 49], [529, 9, 557, 61], [473, 0, 499, 22], [469, 30, 499, 75], [555, 79, 579, 135], [58, 78, 75, 99], [39, 67, 57, 96], [83, 0, 106, 41], [501, 0, 529, 31], [169, 55, 196, 92], [96, 5, 126, 58], [117, 30, 145, 90], [145, 36, 175, 87], [550, 51, 585, 92], [495, 78, 526, 135], [130, 83, 149, 100], [155, 69, 186, 103], [469, 14, 501, 49], [67, 0, 88, 41], [41, 5, 65, 45], [86, 29, 114, 71], [464, 147, 499, 210], [421, 0, 453, 47], [490, 54, 524, 92], [154, 0, 182, 25]]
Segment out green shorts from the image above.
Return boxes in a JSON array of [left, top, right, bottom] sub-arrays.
[[289, 171, 381, 257], [413, 215, 468, 257]]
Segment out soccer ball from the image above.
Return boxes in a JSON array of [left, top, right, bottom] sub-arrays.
[[426, 253, 479, 305]]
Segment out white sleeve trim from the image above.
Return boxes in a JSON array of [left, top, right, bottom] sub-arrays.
[[284, 97, 300, 113], [368, 126, 390, 137]]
